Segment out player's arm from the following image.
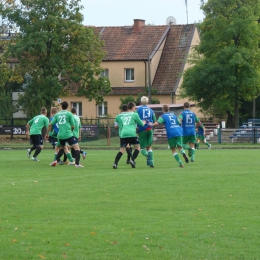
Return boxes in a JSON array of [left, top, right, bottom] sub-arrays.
[[148, 116, 164, 127], [25, 122, 31, 136], [135, 114, 146, 127], [178, 114, 183, 125]]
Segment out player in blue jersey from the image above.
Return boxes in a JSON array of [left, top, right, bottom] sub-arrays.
[[136, 96, 156, 167], [196, 124, 211, 149], [178, 102, 202, 162], [149, 104, 189, 168]]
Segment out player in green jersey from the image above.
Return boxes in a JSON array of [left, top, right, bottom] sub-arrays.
[[113, 102, 146, 169], [46, 101, 83, 168], [71, 107, 87, 160], [113, 104, 132, 165], [26, 107, 49, 161]]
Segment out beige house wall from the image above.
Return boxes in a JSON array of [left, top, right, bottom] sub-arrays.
[[101, 61, 146, 87]]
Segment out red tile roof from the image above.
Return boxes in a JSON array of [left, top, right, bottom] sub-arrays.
[[153, 24, 195, 94], [93, 25, 169, 61]]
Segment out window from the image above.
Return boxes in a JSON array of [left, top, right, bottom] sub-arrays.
[[97, 102, 108, 117], [71, 102, 82, 117], [125, 68, 134, 82], [100, 69, 109, 78]]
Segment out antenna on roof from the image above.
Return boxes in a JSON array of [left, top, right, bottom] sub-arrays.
[[185, 0, 188, 24], [166, 16, 176, 25]]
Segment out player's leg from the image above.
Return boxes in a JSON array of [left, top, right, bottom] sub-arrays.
[[146, 130, 154, 167], [31, 135, 43, 161], [139, 132, 148, 158], [203, 136, 211, 149], [176, 137, 189, 163], [27, 135, 37, 158], [169, 138, 183, 168], [113, 138, 126, 169], [189, 136, 196, 162]]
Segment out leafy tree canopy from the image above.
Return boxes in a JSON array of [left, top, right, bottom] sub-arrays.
[[0, 0, 111, 118], [180, 0, 260, 127]]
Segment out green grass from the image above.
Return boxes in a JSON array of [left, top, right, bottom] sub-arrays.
[[1, 149, 260, 259]]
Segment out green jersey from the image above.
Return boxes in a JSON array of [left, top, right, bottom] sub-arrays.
[[72, 115, 81, 138], [114, 112, 128, 138], [120, 112, 144, 138], [28, 114, 49, 135], [51, 110, 75, 139]]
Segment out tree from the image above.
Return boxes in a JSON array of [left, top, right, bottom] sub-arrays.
[[0, 0, 111, 118], [180, 0, 260, 128]]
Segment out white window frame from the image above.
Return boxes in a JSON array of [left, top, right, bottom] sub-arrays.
[[125, 68, 134, 82], [71, 102, 82, 117], [100, 69, 109, 78], [97, 102, 108, 117]]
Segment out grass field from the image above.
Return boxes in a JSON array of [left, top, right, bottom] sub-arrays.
[[1, 148, 260, 260]]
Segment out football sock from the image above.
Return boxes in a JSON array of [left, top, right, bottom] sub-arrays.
[[173, 153, 182, 166], [33, 147, 41, 157], [132, 149, 139, 161], [205, 142, 210, 147], [66, 152, 74, 162], [179, 149, 185, 154], [30, 146, 36, 152], [126, 147, 133, 160], [127, 147, 132, 161], [63, 153, 67, 162], [74, 150, 80, 165], [191, 148, 195, 161], [141, 149, 148, 157], [71, 148, 75, 158], [147, 150, 154, 166], [195, 142, 199, 149], [53, 153, 57, 161], [56, 149, 64, 162], [114, 151, 123, 165]]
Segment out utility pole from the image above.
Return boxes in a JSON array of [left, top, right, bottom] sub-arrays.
[[148, 52, 152, 103], [185, 0, 188, 24]]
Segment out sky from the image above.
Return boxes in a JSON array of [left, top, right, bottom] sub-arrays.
[[80, 0, 205, 27]]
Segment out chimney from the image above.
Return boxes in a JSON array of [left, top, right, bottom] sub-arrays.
[[133, 19, 145, 33]]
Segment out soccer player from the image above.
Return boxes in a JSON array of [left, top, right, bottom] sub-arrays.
[[47, 101, 83, 168], [71, 107, 87, 160], [178, 102, 202, 162], [26, 107, 49, 161], [136, 96, 156, 168], [195, 124, 211, 149], [112, 102, 146, 169], [48, 107, 59, 149], [114, 104, 132, 164], [149, 104, 189, 168]]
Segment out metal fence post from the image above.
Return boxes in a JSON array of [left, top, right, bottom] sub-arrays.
[[218, 128, 222, 144]]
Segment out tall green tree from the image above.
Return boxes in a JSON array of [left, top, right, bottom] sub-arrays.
[[0, 0, 111, 118], [180, 0, 260, 128]]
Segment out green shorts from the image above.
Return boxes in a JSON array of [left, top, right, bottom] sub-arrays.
[[197, 135, 206, 142], [168, 136, 183, 149], [183, 135, 196, 144], [138, 130, 153, 149]]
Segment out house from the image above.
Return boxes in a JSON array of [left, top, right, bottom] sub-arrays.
[[58, 19, 201, 119]]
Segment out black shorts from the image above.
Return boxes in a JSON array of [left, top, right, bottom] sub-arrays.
[[59, 136, 78, 146], [120, 137, 139, 148], [30, 134, 43, 147], [48, 136, 58, 148]]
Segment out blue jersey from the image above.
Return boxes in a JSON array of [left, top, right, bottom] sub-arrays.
[[136, 105, 156, 132], [179, 109, 199, 136], [159, 112, 183, 139], [50, 116, 59, 134], [197, 126, 204, 136]]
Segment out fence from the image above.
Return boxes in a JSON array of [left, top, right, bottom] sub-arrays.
[[0, 118, 119, 141]]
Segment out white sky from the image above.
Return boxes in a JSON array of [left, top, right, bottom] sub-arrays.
[[80, 0, 205, 26]]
